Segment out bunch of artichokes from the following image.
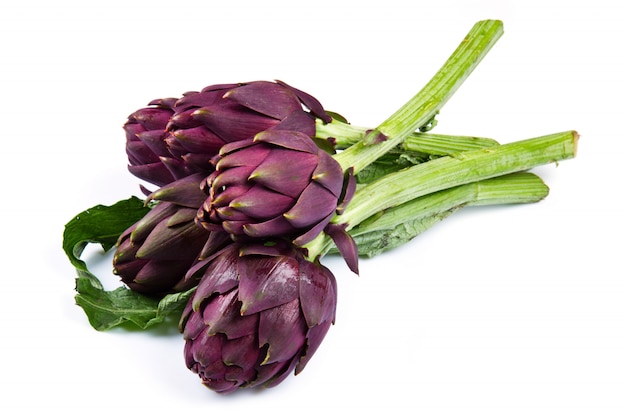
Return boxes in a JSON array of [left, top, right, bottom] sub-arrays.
[[117, 80, 350, 393], [65, 20, 578, 396]]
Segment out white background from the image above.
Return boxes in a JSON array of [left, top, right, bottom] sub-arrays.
[[1, 0, 624, 415]]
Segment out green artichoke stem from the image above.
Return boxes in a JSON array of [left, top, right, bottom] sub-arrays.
[[327, 172, 550, 258], [332, 19, 504, 174], [341, 130, 577, 228], [316, 118, 501, 155], [304, 130, 578, 260], [354, 172, 550, 234]]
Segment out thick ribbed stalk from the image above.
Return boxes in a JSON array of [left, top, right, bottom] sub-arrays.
[[341, 130, 577, 227], [305, 130, 578, 260], [332, 20, 504, 173], [316, 118, 500, 155], [403, 132, 500, 155], [355, 172, 549, 232], [324, 172, 549, 258]]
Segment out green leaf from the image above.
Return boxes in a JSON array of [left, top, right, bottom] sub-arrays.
[[63, 197, 192, 331], [75, 277, 194, 331], [63, 196, 150, 277], [355, 150, 431, 184]]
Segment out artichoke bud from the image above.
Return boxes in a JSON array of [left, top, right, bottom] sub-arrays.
[[112, 174, 228, 294], [179, 240, 337, 394], [124, 97, 193, 187], [196, 130, 350, 246], [124, 81, 331, 190]]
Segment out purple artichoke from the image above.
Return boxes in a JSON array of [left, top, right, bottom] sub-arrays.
[[124, 81, 332, 187], [179, 241, 337, 394], [196, 129, 351, 246], [112, 174, 229, 294], [124, 97, 194, 187]]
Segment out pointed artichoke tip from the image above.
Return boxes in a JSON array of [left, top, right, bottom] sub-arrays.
[[228, 200, 245, 209], [252, 131, 264, 143], [191, 297, 203, 313], [192, 107, 211, 117], [311, 172, 325, 183], [128, 231, 140, 245], [282, 212, 295, 222], [241, 224, 256, 237], [134, 248, 148, 259], [259, 347, 271, 366], [239, 299, 252, 317]]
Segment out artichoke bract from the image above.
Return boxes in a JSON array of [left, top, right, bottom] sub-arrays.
[[112, 174, 229, 294], [196, 129, 350, 246], [179, 241, 337, 394], [124, 80, 331, 188]]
